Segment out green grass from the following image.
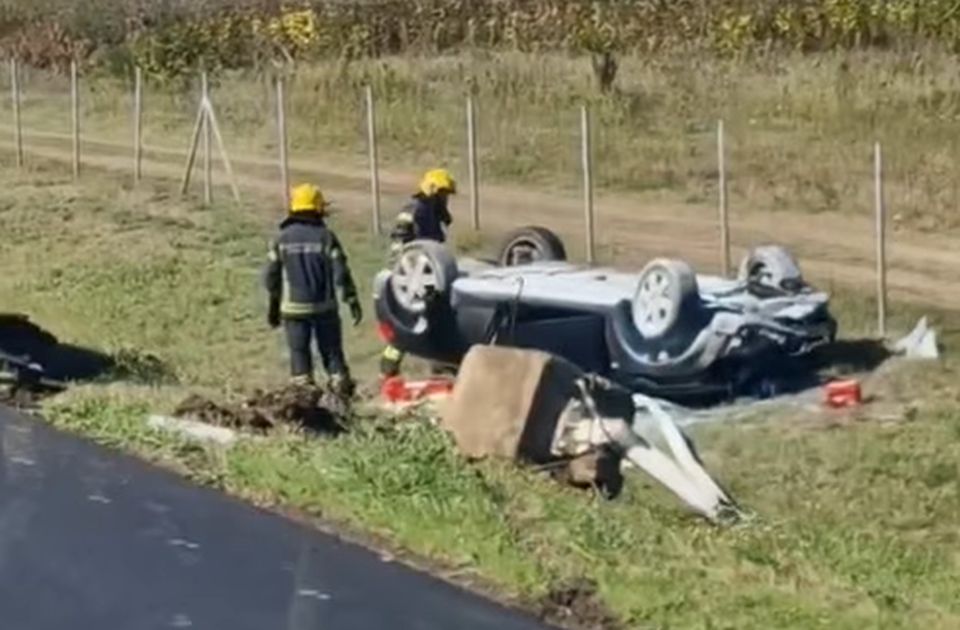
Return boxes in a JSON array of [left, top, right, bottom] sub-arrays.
[[3, 163, 960, 628], [7, 47, 960, 232]]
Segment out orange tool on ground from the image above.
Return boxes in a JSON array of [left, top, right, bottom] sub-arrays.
[[380, 376, 454, 404], [824, 379, 862, 408]]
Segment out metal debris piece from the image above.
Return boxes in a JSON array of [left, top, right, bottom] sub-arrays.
[[554, 375, 742, 524], [892, 317, 939, 360]]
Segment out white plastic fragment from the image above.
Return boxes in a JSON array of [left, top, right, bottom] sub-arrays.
[[892, 317, 939, 360], [571, 379, 740, 523], [147, 415, 237, 446]]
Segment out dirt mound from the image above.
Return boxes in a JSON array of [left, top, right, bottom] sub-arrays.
[[174, 385, 348, 435], [538, 578, 621, 630]]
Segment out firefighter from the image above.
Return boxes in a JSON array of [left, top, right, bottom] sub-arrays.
[[264, 184, 364, 396], [380, 168, 457, 378]]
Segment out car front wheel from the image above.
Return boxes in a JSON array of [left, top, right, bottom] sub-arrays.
[[631, 258, 699, 341]]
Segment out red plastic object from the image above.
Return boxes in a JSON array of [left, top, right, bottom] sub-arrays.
[[380, 376, 454, 404], [376, 321, 396, 343], [825, 379, 862, 408]]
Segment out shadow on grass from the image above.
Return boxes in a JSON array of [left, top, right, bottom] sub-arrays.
[[807, 339, 894, 375], [746, 339, 894, 401], [0, 313, 177, 390]]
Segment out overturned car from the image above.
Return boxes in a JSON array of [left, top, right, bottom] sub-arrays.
[[373, 227, 837, 405]]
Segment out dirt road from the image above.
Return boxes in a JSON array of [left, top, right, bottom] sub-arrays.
[[5, 126, 959, 311]]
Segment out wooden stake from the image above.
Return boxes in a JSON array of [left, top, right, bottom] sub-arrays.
[[10, 59, 22, 168], [179, 104, 205, 196], [365, 85, 382, 235], [201, 72, 212, 205], [875, 142, 887, 338], [276, 76, 290, 209], [133, 67, 143, 183], [467, 94, 480, 231], [205, 100, 241, 203], [718, 119, 731, 277], [580, 105, 596, 264], [71, 60, 80, 179]]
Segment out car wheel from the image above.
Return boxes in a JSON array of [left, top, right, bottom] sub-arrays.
[[738, 245, 805, 294], [390, 240, 458, 315], [497, 226, 567, 266], [632, 259, 699, 340]]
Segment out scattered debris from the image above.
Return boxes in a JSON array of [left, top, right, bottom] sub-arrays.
[[893, 317, 939, 360], [538, 578, 621, 630], [441, 345, 740, 522], [147, 415, 239, 446], [173, 384, 347, 435]]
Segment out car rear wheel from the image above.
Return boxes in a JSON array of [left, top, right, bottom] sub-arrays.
[[632, 259, 699, 340], [738, 245, 805, 294], [497, 226, 567, 266], [390, 240, 458, 315]]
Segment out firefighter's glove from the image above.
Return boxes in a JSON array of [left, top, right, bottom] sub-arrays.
[[267, 298, 281, 329], [348, 299, 364, 327]]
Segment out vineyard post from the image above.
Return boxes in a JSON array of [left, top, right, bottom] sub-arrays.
[[875, 142, 888, 337], [276, 75, 290, 209], [365, 85, 382, 235], [467, 94, 480, 230], [717, 119, 731, 277], [133, 67, 143, 183], [10, 59, 22, 168], [580, 104, 596, 264], [201, 71, 212, 205], [71, 60, 81, 179]]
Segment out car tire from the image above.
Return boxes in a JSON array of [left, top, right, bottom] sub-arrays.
[[389, 240, 458, 315], [632, 258, 699, 340], [738, 245, 804, 294], [496, 226, 567, 266]]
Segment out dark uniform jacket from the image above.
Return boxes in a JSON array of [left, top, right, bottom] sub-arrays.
[[389, 194, 452, 247], [264, 213, 359, 318]]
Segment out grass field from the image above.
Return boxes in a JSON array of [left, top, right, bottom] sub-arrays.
[[3, 157, 960, 628]]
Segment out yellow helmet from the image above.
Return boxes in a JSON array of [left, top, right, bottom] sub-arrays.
[[418, 168, 457, 197], [290, 183, 326, 213]]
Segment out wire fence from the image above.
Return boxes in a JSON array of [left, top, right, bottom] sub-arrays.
[[0, 59, 903, 336]]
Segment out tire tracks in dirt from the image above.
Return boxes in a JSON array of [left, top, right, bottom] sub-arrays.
[[4, 126, 959, 311]]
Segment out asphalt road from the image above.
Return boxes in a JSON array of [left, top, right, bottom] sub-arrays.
[[0, 407, 551, 630]]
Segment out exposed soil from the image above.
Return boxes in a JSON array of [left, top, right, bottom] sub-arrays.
[[538, 578, 621, 630], [173, 384, 348, 435]]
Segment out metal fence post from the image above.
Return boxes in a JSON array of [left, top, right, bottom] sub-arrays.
[[365, 85, 381, 235], [276, 76, 290, 209], [71, 60, 80, 179], [717, 119, 731, 277], [467, 94, 480, 231], [133, 67, 143, 183], [10, 59, 22, 168], [580, 105, 596, 264], [201, 71, 212, 206], [875, 142, 888, 337]]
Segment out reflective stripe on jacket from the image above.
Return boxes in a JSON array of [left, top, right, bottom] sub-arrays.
[[263, 213, 359, 318]]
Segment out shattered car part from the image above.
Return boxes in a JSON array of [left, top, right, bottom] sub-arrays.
[[553, 374, 741, 523], [442, 345, 738, 521], [892, 317, 939, 360], [374, 226, 837, 404]]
